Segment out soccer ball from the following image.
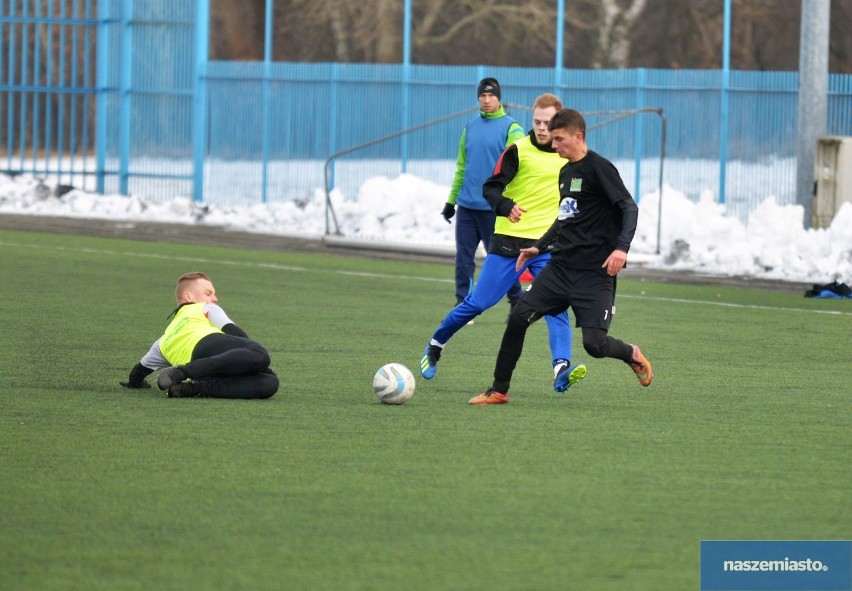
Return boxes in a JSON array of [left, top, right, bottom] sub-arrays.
[[373, 363, 416, 405]]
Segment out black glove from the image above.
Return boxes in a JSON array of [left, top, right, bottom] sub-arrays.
[[441, 203, 456, 223], [120, 363, 154, 389]]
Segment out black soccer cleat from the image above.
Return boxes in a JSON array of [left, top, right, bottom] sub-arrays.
[[167, 381, 198, 398], [157, 365, 189, 390]]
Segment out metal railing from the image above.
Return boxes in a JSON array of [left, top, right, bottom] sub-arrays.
[[323, 106, 667, 254]]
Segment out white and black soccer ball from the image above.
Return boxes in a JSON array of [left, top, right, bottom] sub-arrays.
[[372, 363, 416, 405]]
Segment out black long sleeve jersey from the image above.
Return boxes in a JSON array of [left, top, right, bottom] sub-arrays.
[[535, 150, 639, 269]]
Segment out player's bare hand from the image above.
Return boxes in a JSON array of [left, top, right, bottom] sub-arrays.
[[515, 246, 539, 271], [602, 249, 628, 276], [508, 205, 527, 223]]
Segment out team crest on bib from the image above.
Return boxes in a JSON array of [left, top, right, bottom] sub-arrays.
[[569, 177, 582, 192], [558, 197, 579, 220]]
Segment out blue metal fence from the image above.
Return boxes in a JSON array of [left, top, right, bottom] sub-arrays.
[[2, 0, 852, 224], [96, 0, 198, 197], [1, 0, 100, 189]]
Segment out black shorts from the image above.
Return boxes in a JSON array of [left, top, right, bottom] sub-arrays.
[[522, 264, 616, 330]]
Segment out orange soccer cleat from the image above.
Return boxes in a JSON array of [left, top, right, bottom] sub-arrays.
[[468, 388, 510, 406], [628, 345, 653, 386]]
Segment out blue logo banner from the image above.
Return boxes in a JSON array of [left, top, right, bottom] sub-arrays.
[[700, 541, 852, 591]]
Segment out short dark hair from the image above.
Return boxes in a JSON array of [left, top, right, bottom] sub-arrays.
[[548, 108, 586, 137]]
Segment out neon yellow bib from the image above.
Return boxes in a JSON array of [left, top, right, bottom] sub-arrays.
[[494, 136, 566, 239], [159, 303, 222, 365]]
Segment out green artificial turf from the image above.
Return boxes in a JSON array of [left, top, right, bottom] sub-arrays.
[[0, 228, 849, 590]]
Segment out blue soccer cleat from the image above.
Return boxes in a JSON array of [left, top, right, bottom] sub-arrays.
[[420, 344, 442, 379], [554, 363, 587, 393]]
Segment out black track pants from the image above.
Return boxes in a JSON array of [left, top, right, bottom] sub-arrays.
[[186, 333, 279, 399]]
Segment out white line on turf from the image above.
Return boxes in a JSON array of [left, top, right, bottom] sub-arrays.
[[619, 294, 850, 316], [2, 240, 849, 316]]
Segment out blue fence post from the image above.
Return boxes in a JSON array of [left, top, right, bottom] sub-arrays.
[[555, 0, 565, 92], [55, 0, 65, 179], [259, 0, 273, 205], [4, 0, 17, 172], [401, 0, 412, 173], [32, 0, 42, 170], [192, 0, 210, 202], [719, 0, 732, 205], [328, 63, 339, 190], [43, 0, 53, 176], [634, 68, 645, 202], [95, 0, 110, 193], [81, 0, 95, 191], [19, 0, 29, 171], [117, 0, 132, 195]]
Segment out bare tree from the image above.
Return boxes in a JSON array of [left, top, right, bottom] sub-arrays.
[[328, 3, 351, 62], [210, 0, 265, 60], [412, 0, 563, 66], [205, 0, 611, 66], [592, 0, 648, 68], [262, 0, 403, 62], [207, 0, 852, 73], [830, 0, 852, 73]]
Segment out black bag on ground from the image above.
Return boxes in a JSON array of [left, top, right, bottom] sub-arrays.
[[804, 281, 851, 298]]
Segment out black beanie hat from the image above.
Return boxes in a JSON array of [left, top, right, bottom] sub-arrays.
[[477, 77, 501, 100]]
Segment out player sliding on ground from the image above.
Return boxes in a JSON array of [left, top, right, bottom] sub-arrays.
[[420, 93, 586, 394], [120, 272, 279, 399], [470, 108, 653, 406]]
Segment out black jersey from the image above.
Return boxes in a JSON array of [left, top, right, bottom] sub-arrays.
[[535, 150, 638, 269]]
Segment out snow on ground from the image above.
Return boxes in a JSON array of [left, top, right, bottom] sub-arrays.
[[0, 171, 850, 284]]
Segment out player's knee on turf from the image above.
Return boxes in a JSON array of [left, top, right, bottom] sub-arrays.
[[255, 371, 279, 399]]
